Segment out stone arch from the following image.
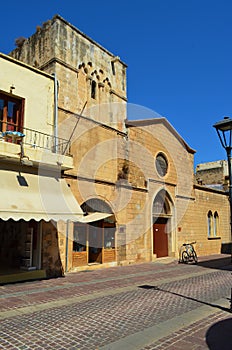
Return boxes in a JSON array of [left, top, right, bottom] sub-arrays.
[[103, 77, 112, 88], [77, 62, 88, 75], [77, 63, 111, 85], [76, 63, 113, 122], [81, 198, 114, 215], [91, 69, 100, 80]]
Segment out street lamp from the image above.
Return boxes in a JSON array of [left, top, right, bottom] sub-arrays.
[[213, 116, 232, 312], [213, 116, 232, 253]]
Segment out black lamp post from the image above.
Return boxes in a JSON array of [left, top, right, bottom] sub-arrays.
[[213, 116, 232, 253], [213, 116, 232, 312]]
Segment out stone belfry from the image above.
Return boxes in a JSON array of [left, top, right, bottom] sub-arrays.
[[9, 15, 127, 131]]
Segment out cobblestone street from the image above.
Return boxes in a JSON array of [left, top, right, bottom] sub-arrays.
[[0, 255, 232, 349]]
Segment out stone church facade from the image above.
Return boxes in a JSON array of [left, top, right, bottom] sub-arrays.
[[5, 14, 230, 276]]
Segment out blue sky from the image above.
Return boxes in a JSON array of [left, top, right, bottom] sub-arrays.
[[1, 0, 231, 167]]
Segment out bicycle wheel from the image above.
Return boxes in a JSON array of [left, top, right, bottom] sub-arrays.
[[182, 251, 189, 263], [192, 250, 198, 264]]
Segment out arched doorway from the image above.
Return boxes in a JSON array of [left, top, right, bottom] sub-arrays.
[[152, 190, 172, 258]]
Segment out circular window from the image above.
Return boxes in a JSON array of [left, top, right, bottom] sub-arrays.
[[155, 153, 168, 177]]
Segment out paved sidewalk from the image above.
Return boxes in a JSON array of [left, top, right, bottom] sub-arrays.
[[0, 254, 231, 349]]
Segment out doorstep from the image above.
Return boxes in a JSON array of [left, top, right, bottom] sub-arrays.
[[153, 256, 178, 264], [69, 261, 118, 273], [0, 269, 46, 285]]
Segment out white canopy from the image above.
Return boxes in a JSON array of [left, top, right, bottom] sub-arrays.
[[0, 169, 83, 222], [79, 212, 113, 223]]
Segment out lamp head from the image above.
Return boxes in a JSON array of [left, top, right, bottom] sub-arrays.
[[213, 116, 232, 132], [213, 116, 232, 150]]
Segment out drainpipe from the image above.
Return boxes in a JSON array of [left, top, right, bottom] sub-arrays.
[[65, 220, 70, 273], [52, 73, 59, 153]]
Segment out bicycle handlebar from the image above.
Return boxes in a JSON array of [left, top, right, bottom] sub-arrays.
[[183, 241, 196, 246]]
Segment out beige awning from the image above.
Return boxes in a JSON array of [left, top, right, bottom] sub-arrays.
[[79, 212, 113, 223], [0, 169, 83, 222]]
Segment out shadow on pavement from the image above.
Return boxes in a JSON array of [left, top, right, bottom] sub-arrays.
[[196, 255, 232, 271], [206, 318, 232, 350], [138, 285, 232, 314]]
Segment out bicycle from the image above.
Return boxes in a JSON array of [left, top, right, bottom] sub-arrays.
[[179, 241, 198, 264]]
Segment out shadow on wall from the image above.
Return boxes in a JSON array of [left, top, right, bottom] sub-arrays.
[[206, 318, 232, 350], [221, 243, 232, 254], [42, 221, 64, 278]]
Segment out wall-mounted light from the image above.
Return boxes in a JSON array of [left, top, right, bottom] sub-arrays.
[[21, 158, 33, 167], [10, 84, 15, 93]]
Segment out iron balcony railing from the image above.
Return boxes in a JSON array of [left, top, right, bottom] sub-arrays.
[[0, 122, 71, 156]]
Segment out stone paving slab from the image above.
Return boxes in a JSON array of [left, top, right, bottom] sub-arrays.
[[0, 255, 231, 349], [100, 298, 231, 350], [1, 266, 229, 320], [0, 256, 230, 313], [140, 310, 232, 350]]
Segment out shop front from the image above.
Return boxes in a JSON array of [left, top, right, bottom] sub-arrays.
[[72, 199, 116, 268], [0, 168, 83, 283]]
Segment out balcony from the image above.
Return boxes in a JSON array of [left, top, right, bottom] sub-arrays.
[[0, 122, 73, 170]]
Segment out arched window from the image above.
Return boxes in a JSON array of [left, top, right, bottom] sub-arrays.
[[153, 190, 171, 217], [81, 198, 113, 214], [213, 211, 219, 237], [91, 80, 97, 99], [207, 211, 213, 237]]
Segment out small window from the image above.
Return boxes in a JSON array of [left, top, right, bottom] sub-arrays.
[[73, 224, 87, 252], [207, 211, 219, 238], [213, 212, 219, 237], [207, 211, 213, 237], [155, 153, 168, 177], [111, 61, 115, 75], [0, 91, 24, 133], [91, 80, 97, 99]]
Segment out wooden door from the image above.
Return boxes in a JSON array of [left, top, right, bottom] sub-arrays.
[[103, 222, 116, 263], [153, 221, 168, 258], [88, 223, 102, 263]]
